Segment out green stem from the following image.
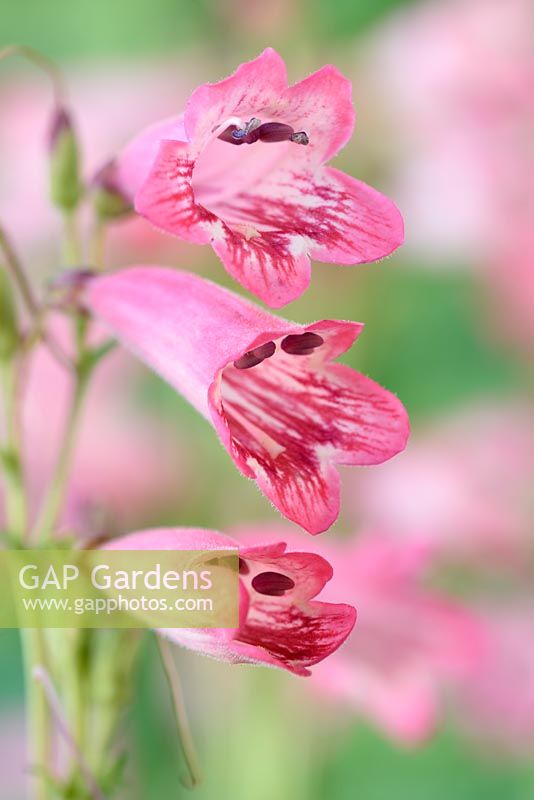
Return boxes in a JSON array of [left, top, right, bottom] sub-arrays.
[[0, 223, 39, 318], [0, 283, 50, 794], [0, 223, 72, 372], [0, 360, 27, 541], [63, 211, 83, 265], [31, 363, 89, 543], [157, 635, 202, 789], [22, 630, 52, 800], [90, 218, 106, 271], [0, 44, 65, 104]]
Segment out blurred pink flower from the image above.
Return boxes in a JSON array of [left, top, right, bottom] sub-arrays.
[[115, 48, 403, 307], [0, 711, 26, 799], [0, 314, 184, 537], [455, 605, 534, 754], [87, 267, 409, 534], [105, 526, 356, 675], [349, 402, 534, 565], [235, 526, 486, 742], [363, 0, 534, 347]]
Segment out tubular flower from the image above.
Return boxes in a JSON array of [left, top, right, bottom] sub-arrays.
[[104, 527, 356, 676], [114, 48, 404, 307], [87, 267, 409, 534], [233, 527, 487, 742]]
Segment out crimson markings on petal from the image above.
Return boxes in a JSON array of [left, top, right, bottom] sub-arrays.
[[251, 571, 296, 596], [281, 332, 324, 355], [233, 340, 276, 369]]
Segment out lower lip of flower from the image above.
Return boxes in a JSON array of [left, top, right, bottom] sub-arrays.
[[192, 117, 310, 233]]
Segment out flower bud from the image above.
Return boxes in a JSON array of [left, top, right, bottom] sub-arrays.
[[49, 107, 82, 211], [0, 267, 19, 361], [92, 161, 132, 221]]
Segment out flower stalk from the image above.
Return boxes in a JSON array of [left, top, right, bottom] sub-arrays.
[[157, 635, 202, 790]]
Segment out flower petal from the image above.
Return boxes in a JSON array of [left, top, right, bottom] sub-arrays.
[[218, 352, 409, 534], [237, 598, 356, 676], [308, 167, 404, 264], [105, 527, 356, 675], [115, 115, 186, 199], [104, 527, 238, 552], [282, 64, 355, 162], [136, 141, 403, 306], [184, 48, 288, 145]]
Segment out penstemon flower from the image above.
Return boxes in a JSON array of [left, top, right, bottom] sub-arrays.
[[113, 48, 404, 307], [231, 527, 488, 742], [104, 527, 357, 675], [87, 267, 409, 534]]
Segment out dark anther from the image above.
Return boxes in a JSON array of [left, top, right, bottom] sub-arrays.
[[281, 332, 324, 355], [251, 571, 296, 596], [257, 122, 295, 142], [219, 118, 262, 145], [218, 125, 244, 145], [290, 131, 309, 145], [219, 119, 310, 147], [233, 340, 276, 369], [238, 558, 250, 575]]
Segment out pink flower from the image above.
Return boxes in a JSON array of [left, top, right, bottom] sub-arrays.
[[234, 526, 487, 742], [115, 48, 404, 307], [87, 267, 409, 534], [104, 527, 356, 676], [455, 605, 534, 754], [362, 0, 534, 350], [349, 402, 534, 565]]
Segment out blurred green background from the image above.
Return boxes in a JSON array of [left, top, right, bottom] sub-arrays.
[[1, 0, 532, 798]]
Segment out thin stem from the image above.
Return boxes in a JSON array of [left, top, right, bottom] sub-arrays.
[[31, 363, 89, 543], [0, 224, 73, 372], [0, 223, 38, 317], [22, 631, 52, 800], [63, 210, 83, 265], [90, 218, 107, 270], [33, 666, 106, 800], [0, 44, 66, 104], [0, 359, 27, 541], [157, 636, 202, 789]]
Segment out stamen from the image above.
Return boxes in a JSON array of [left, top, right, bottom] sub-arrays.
[[218, 120, 310, 146], [219, 118, 262, 145], [218, 125, 244, 145], [251, 571, 296, 596], [244, 117, 261, 134], [257, 122, 295, 143], [233, 340, 276, 369], [290, 131, 309, 145], [281, 332, 324, 355]]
